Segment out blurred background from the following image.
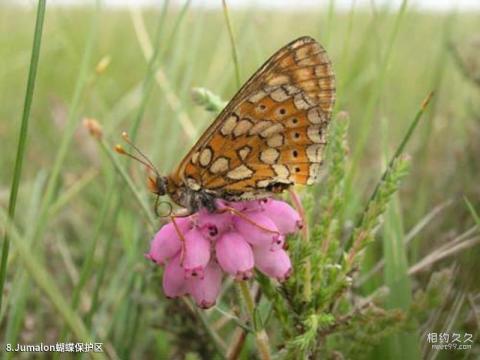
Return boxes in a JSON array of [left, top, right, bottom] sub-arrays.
[[0, 0, 479, 359]]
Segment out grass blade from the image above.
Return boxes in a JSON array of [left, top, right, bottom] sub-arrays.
[[366, 93, 433, 212], [222, 0, 241, 88], [465, 197, 480, 228], [380, 118, 418, 360], [0, 212, 105, 360], [345, 92, 433, 252], [129, 2, 172, 141], [33, 0, 100, 239], [0, 0, 47, 312], [344, 0, 409, 206]]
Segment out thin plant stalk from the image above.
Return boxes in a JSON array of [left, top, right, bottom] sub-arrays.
[[4, 173, 46, 351], [0, 212, 104, 360], [344, 92, 433, 254], [0, 0, 47, 313], [129, 4, 168, 141], [411, 13, 455, 228], [22, 1, 101, 275], [238, 282, 272, 360], [129, 6, 197, 140], [57, 177, 115, 343], [344, 0, 409, 204], [465, 197, 480, 227], [86, 194, 121, 328], [102, 139, 156, 228], [4, 2, 102, 346], [222, 0, 241, 87], [289, 189, 312, 302], [381, 115, 418, 359]]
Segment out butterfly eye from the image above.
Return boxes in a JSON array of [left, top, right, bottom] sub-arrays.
[[155, 176, 168, 196]]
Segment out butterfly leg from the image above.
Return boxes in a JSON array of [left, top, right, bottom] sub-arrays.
[[218, 206, 280, 236], [170, 215, 188, 265]]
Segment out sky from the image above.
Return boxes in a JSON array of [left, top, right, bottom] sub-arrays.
[[11, 0, 480, 11]]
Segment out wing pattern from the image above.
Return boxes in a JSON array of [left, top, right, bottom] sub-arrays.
[[170, 36, 336, 200]]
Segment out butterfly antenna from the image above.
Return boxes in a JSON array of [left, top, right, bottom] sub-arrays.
[[115, 144, 155, 173], [114, 131, 160, 177]]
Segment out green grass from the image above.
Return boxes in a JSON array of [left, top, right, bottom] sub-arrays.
[[0, 0, 46, 314], [0, 2, 479, 359]]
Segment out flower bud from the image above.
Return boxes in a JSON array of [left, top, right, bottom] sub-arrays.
[[187, 261, 222, 309], [216, 232, 254, 280], [234, 212, 280, 249], [262, 199, 302, 234], [253, 247, 292, 282], [183, 228, 211, 278], [148, 217, 193, 265], [163, 254, 187, 298]]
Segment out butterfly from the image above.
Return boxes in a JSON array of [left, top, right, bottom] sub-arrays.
[[137, 36, 335, 214]]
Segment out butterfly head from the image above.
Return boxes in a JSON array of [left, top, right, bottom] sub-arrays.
[[148, 175, 168, 196]]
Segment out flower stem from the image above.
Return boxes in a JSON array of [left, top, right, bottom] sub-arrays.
[[289, 189, 312, 302], [193, 304, 227, 355], [238, 281, 272, 360]]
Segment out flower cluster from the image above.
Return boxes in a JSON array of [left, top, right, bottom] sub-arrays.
[[146, 199, 302, 308]]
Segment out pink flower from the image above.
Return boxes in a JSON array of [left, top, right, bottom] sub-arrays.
[[197, 209, 233, 240], [163, 254, 187, 298], [147, 217, 193, 265], [183, 228, 211, 278], [234, 212, 281, 249], [262, 199, 303, 234], [253, 247, 292, 282], [147, 199, 301, 309], [187, 261, 222, 308], [216, 232, 254, 280]]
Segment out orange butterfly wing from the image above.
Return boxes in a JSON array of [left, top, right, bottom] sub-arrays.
[[169, 36, 335, 200]]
